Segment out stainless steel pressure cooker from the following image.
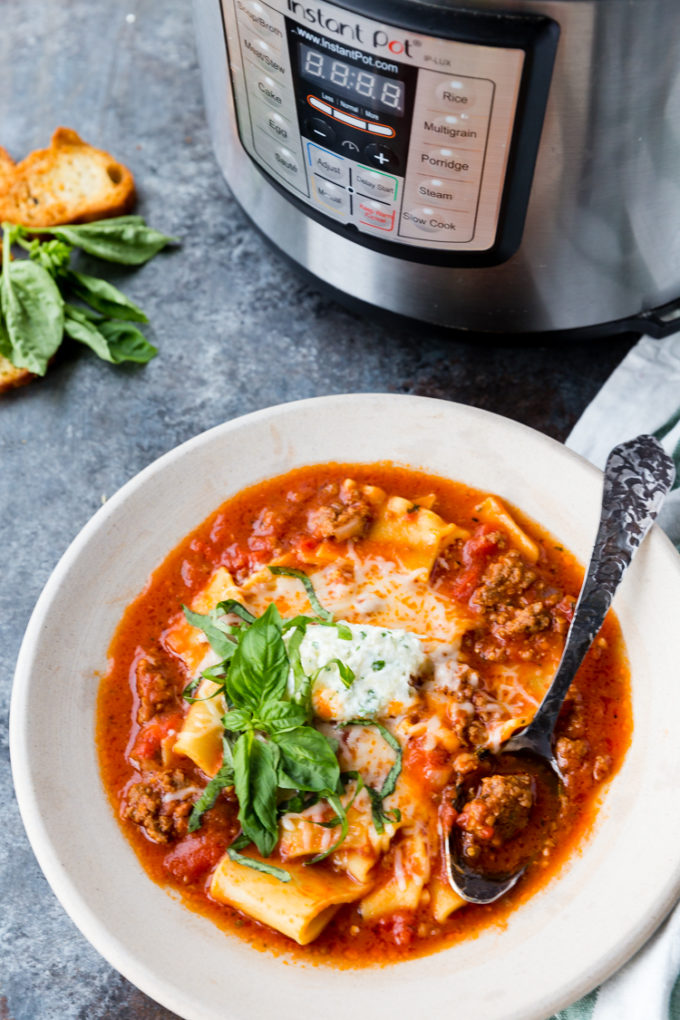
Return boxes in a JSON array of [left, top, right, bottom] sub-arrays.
[[193, 0, 680, 336]]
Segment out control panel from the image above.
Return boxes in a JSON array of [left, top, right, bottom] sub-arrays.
[[222, 0, 528, 252]]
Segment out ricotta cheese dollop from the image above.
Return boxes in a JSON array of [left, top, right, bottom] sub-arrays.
[[289, 621, 425, 723]]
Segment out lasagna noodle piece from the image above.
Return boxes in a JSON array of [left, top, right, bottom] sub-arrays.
[[173, 678, 226, 777], [210, 854, 370, 945], [368, 495, 469, 573], [359, 820, 432, 921], [429, 873, 466, 923], [475, 496, 539, 563]]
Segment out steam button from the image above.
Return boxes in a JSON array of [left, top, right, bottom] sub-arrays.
[[362, 143, 399, 172]]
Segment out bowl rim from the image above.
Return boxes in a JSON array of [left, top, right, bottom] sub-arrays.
[[10, 393, 680, 1020]]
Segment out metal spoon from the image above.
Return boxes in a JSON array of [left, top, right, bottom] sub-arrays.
[[445, 434, 675, 905]]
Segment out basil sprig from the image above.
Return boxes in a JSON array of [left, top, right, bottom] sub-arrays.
[[0, 217, 176, 376], [181, 570, 405, 879]]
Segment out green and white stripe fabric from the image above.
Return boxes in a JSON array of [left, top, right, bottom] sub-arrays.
[[547, 333, 680, 1020]]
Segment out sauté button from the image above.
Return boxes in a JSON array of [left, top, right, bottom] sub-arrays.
[[304, 116, 336, 147], [362, 143, 399, 172]]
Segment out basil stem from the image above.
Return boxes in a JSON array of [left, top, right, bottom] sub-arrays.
[[268, 566, 333, 621]]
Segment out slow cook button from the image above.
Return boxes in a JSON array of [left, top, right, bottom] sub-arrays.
[[401, 205, 462, 236], [306, 142, 349, 186], [313, 176, 350, 216], [357, 199, 396, 233], [354, 164, 398, 202], [235, 0, 284, 47]]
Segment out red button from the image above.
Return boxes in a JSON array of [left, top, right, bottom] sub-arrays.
[[358, 201, 395, 232]]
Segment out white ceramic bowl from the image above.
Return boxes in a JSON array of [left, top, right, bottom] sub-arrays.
[[11, 394, 680, 1020]]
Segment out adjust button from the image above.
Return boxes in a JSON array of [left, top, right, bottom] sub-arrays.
[[306, 142, 349, 186], [362, 143, 399, 172]]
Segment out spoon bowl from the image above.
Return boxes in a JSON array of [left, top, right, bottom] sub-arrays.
[[446, 434, 676, 904]]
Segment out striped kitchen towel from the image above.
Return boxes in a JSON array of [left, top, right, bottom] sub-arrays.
[[550, 332, 680, 1020]]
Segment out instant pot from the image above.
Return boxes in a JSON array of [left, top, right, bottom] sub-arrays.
[[193, 0, 680, 337]]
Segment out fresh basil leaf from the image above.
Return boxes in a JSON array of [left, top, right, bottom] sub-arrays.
[[233, 731, 280, 857], [268, 566, 332, 621], [201, 662, 230, 682], [215, 599, 255, 625], [182, 676, 202, 702], [277, 790, 319, 817], [63, 268, 147, 321], [344, 719, 402, 799], [45, 216, 177, 265], [257, 700, 307, 734], [227, 839, 291, 883], [274, 727, 340, 793], [222, 708, 253, 733], [0, 243, 64, 375], [63, 304, 115, 361], [285, 626, 312, 715], [335, 622, 352, 640], [188, 759, 235, 832], [28, 238, 72, 275], [97, 319, 157, 364], [309, 790, 348, 863], [182, 605, 238, 659], [318, 658, 355, 690], [372, 660, 385, 671], [227, 603, 288, 711]]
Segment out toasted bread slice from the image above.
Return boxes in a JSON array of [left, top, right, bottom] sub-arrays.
[[0, 353, 34, 393], [0, 127, 135, 228], [0, 146, 16, 196]]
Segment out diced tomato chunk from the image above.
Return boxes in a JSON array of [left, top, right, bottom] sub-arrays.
[[131, 711, 183, 762], [163, 831, 228, 884], [450, 525, 503, 602]]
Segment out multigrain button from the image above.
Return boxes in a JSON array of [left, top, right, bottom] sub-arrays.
[[421, 113, 481, 145], [313, 176, 350, 215], [306, 143, 349, 185], [434, 77, 477, 109], [354, 164, 398, 202]]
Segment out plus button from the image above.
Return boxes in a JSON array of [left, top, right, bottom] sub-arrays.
[[363, 142, 399, 172]]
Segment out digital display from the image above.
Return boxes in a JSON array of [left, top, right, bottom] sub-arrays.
[[299, 44, 405, 117]]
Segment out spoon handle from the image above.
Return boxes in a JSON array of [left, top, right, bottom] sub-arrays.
[[509, 435, 675, 756]]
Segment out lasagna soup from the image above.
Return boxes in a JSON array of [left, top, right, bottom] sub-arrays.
[[97, 464, 631, 964]]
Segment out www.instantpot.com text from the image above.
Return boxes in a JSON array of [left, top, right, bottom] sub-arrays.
[[287, 0, 417, 57]]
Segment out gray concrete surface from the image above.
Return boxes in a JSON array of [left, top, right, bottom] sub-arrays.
[[0, 2, 636, 1018]]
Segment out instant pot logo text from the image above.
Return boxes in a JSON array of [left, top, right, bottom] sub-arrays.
[[286, 0, 416, 57]]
